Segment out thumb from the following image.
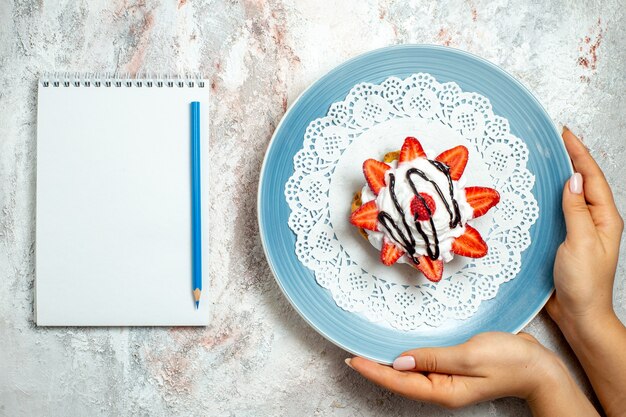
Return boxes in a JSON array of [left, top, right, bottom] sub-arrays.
[[562, 173, 596, 242], [393, 344, 476, 375]]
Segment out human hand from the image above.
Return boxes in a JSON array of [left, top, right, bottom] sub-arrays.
[[346, 332, 569, 409], [546, 127, 624, 327]]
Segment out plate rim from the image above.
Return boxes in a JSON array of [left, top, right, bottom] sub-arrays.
[[257, 44, 572, 364]]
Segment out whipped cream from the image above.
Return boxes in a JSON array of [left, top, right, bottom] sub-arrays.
[[361, 156, 474, 263]]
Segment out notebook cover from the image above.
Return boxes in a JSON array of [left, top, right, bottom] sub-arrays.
[[35, 76, 211, 326]]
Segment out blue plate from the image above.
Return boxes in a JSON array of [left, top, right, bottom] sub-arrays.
[[257, 45, 572, 364]]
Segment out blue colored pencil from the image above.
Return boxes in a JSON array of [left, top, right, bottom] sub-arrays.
[[191, 101, 202, 309]]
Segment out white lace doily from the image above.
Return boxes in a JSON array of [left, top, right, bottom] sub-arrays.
[[284, 73, 539, 330]]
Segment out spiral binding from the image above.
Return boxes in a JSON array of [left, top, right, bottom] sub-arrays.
[[39, 72, 206, 88]]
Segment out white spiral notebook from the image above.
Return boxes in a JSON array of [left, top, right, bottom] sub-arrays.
[[35, 75, 210, 326]]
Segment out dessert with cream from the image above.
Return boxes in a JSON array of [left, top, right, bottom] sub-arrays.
[[349, 136, 500, 282]]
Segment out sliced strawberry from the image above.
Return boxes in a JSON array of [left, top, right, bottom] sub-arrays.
[[399, 137, 426, 163], [349, 200, 379, 231], [435, 145, 469, 180], [380, 239, 404, 266], [465, 186, 500, 218], [451, 225, 488, 258], [410, 193, 436, 221], [415, 256, 444, 282], [363, 159, 390, 195]]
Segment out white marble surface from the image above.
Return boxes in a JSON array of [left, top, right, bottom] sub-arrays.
[[1, 1, 625, 416]]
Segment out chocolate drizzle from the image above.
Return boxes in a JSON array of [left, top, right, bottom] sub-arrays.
[[378, 174, 419, 263], [376, 160, 463, 263], [410, 160, 462, 229]]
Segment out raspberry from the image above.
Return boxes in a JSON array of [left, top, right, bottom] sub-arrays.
[[410, 193, 436, 221]]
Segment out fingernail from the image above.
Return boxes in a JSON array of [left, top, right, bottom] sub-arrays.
[[562, 125, 570, 134], [392, 355, 416, 371], [569, 173, 583, 194], [345, 358, 355, 370]]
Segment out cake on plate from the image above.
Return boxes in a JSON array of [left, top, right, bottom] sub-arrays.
[[350, 136, 500, 282]]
